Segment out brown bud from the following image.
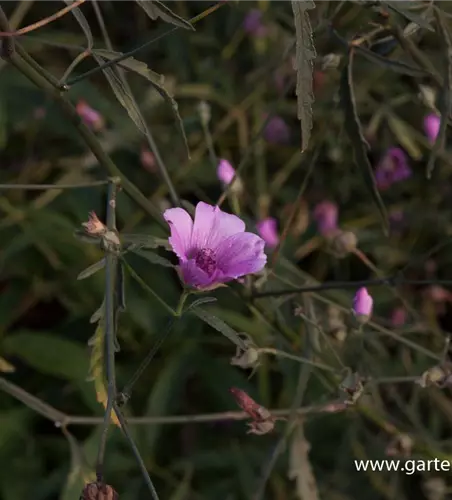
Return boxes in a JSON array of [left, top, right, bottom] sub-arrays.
[[82, 212, 106, 236], [329, 230, 358, 258], [81, 482, 118, 500]]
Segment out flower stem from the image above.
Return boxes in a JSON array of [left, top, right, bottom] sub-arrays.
[[175, 290, 190, 317]]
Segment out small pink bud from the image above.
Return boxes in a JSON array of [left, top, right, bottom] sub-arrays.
[[76, 100, 104, 131], [141, 148, 156, 173], [217, 158, 236, 184], [256, 217, 279, 248], [352, 287, 373, 322], [424, 113, 440, 144], [313, 201, 339, 236]]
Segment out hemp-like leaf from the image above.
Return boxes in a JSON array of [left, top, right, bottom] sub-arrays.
[[340, 50, 389, 236], [93, 49, 189, 158], [135, 0, 194, 31], [77, 258, 106, 280], [64, 0, 93, 49], [291, 0, 316, 152], [426, 8, 452, 178]]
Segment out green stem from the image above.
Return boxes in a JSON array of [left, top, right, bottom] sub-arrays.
[[175, 290, 190, 316]]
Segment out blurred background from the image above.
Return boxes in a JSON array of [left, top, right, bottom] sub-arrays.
[[1, 1, 452, 499]]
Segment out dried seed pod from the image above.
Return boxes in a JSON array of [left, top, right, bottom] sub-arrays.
[[81, 482, 118, 500]]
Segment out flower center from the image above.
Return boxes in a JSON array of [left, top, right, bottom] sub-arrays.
[[195, 248, 217, 276]]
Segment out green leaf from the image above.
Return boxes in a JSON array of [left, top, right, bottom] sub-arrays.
[[77, 258, 105, 280], [291, 0, 316, 152], [92, 49, 189, 158], [3, 332, 90, 381], [64, 0, 93, 49], [121, 233, 171, 250], [185, 297, 217, 313], [93, 54, 147, 135], [382, 1, 434, 32], [135, 0, 195, 31], [386, 113, 422, 160], [191, 308, 246, 349], [339, 51, 389, 236], [426, 8, 451, 178], [133, 248, 175, 267]]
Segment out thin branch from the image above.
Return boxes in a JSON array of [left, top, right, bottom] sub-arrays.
[[65, 2, 227, 87], [0, 0, 86, 37], [252, 277, 452, 298], [96, 179, 119, 483], [0, 180, 109, 190]]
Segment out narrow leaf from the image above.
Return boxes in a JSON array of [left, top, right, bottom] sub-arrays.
[[121, 233, 171, 250], [93, 54, 147, 134], [192, 308, 246, 349], [77, 258, 106, 280], [64, 0, 93, 49], [291, 0, 316, 152], [92, 49, 189, 158], [133, 248, 175, 267], [386, 113, 422, 160], [87, 316, 121, 427], [426, 9, 451, 178], [340, 51, 389, 236], [185, 297, 217, 313], [382, 1, 434, 32], [136, 0, 195, 30]]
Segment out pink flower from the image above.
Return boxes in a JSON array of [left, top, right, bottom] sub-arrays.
[[313, 201, 338, 236], [424, 114, 440, 143], [353, 287, 373, 322], [164, 202, 267, 290], [217, 159, 236, 185], [76, 100, 104, 131], [243, 9, 267, 38], [375, 147, 411, 190], [264, 116, 290, 144], [256, 218, 279, 248]]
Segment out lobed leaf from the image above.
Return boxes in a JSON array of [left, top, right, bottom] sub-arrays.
[[192, 308, 247, 349], [135, 0, 195, 31]]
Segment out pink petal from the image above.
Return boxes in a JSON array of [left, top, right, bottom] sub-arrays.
[[216, 232, 266, 278], [217, 159, 236, 185], [191, 202, 245, 253], [163, 207, 193, 260], [256, 217, 279, 248], [180, 259, 214, 289]]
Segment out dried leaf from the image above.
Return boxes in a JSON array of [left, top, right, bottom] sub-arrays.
[[87, 314, 120, 427], [340, 50, 389, 236], [291, 0, 316, 152], [0, 356, 15, 373], [289, 424, 319, 500], [135, 0, 194, 30], [426, 8, 452, 178], [92, 49, 189, 158]]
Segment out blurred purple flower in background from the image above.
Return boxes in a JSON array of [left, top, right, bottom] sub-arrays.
[[391, 307, 406, 328], [313, 201, 339, 236], [243, 9, 267, 37], [353, 287, 373, 322], [375, 147, 411, 190], [263, 115, 290, 144], [76, 100, 104, 131], [256, 217, 279, 248], [217, 159, 236, 185], [424, 113, 440, 144], [164, 202, 266, 290]]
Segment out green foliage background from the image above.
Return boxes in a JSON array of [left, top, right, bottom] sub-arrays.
[[1, 1, 452, 500]]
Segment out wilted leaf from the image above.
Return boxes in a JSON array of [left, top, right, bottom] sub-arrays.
[[426, 8, 451, 178], [291, 0, 316, 152], [340, 50, 389, 236], [192, 308, 247, 349], [77, 258, 105, 280], [382, 1, 434, 32], [3, 332, 90, 381], [87, 316, 120, 427], [64, 0, 93, 49], [135, 0, 194, 30], [288, 424, 319, 500], [92, 49, 189, 158]]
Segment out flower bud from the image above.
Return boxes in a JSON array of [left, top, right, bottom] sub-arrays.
[[76, 100, 104, 131], [424, 113, 440, 144], [313, 201, 338, 237], [81, 483, 118, 500], [256, 217, 279, 249], [217, 158, 243, 193], [329, 230, 357, 258], [352, 287, 373, 323], [82, 212, 106, 236]]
